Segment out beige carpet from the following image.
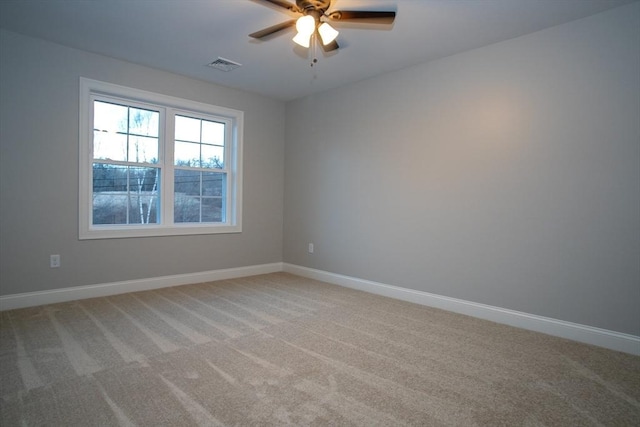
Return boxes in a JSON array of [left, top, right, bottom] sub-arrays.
[[1, 272, 639, 426]]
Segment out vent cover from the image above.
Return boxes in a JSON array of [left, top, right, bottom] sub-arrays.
[[206, 57, 242, 72]]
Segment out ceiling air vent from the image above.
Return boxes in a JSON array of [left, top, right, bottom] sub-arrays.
[[206, 57, 242, 72]]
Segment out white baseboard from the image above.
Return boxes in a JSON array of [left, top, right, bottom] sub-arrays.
[[283, 263, 640, 356], [0, 262, 283, 311], [3, 261, 638, 355]]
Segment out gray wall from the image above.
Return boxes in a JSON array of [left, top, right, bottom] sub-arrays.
[[284, 3, 640, 335], [0, 30, 285, 295]]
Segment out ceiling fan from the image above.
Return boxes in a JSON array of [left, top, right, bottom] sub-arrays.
[[249, 0, 396, 53]]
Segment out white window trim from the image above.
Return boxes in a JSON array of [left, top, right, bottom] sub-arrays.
[[79, 77, 243, 239]]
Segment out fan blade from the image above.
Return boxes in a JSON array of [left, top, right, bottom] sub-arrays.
[[252, 0, 301, 14], [249, 19, 297, 39], [328, 10, 396, 24], [321, 39, 339, 52]]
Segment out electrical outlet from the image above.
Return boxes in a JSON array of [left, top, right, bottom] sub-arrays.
[[50, 254, 61, 268], [308, 243, 314, 254]]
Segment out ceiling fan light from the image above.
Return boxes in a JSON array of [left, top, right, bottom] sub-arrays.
[[295, 15, 316, 36], [293, 32, 312, 48], [318, 22, 339, 45]]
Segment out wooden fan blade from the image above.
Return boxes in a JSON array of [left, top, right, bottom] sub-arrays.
[[328, 10, 396, 24], [249, 19, 297, 39], [252, 0, 301, 13]]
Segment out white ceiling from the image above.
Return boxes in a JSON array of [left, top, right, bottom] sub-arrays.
[[0, 0, 635, 101]]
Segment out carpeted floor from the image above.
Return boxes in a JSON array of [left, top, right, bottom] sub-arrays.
[[1, 272, 639, 426]]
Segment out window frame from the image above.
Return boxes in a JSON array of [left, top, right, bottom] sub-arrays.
[[79, 78, 243, 239]]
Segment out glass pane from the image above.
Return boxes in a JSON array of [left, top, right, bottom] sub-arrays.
[[93, 195, 128, 224], [202, 197, 223, 222], [174, 170, 201, 196], [93, 130, 127, 161], [129, 107, 159, 137], [93, 164, 128, 192], [175, 115, 201, 143], [93, 164, 128, 224], [175, 141, 200, 167], [201, 145, 224, 169], [94, 101, 127, 133], [128, 167, 160, 224], [129, 167, 160, 192], [202, 172, 224, 197], [202, 120, 224, 145], [129, 136, 158, 163], [92, 164, 160, 225], [174, 195, 201, 223]]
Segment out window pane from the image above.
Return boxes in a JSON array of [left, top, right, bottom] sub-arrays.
[[94, 101, 127, 133], [94, 130, 127, 161], [202, 172, 224, 197], [175, 141, 200, 167], [93, 164, 128, 224], [175, 115, 226, 169], [128, 167, 160, 224], [202, 120, 224, 145], [201, 145, 224, 169], [128, 107, 159, 137], [93, 194, 128, 224], [174, 169, 201, 196], [202, 198, 223, 222], [129, 167, 160, 192], [175, 115, 201, 143], [93, 101, 159, 164], [93, 164, 127, 192], [173, 172, 224, 223], [174, 195, 201, 223], [129, 136, 159, 163], [92, 164, 160, 225]]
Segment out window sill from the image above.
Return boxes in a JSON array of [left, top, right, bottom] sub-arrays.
[[79, 223, 242, 240]]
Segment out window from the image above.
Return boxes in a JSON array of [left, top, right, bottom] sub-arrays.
[[79, 78, 243, 239]]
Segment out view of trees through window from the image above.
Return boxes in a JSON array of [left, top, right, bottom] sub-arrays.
[[92, 164, 160, 224], [92, 101, 226, 225], [173, 115, 226, 223]]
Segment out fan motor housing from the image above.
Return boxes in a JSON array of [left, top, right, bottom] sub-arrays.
[[297, 0, 331, 13]]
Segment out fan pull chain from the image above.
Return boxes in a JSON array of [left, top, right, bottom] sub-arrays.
[[310, 33, 318, 67]]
